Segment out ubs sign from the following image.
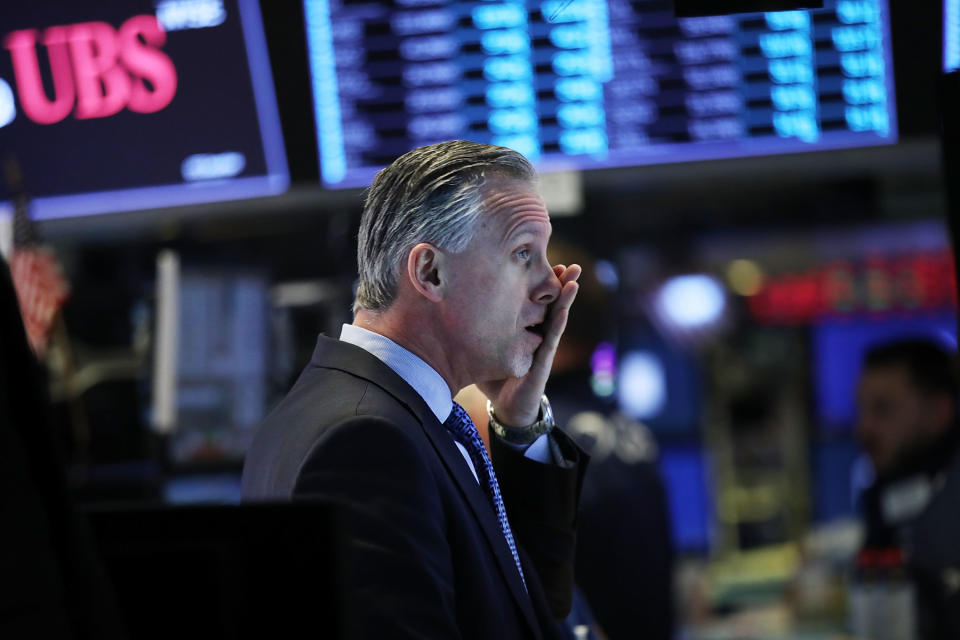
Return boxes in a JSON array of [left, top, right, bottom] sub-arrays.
[[3, 15, 177, 125]]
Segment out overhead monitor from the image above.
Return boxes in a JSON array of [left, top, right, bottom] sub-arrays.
[[304, 0, 897, 188], [947, 0, 960, 72], [0, 0, 288, 219]]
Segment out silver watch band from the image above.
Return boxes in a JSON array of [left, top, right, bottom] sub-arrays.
[[486, 395, 555, 445]]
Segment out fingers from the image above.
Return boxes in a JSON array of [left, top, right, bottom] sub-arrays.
[[530, 275, 580, 372], [553, 263, 581, 287], [541, 265, 581, 342], [548, 280, 579, 336], [561, 263, 582, 286], [549, 263, 581, 323]]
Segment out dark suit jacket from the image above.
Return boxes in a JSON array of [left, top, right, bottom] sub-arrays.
[[242, 335, 588, 639]]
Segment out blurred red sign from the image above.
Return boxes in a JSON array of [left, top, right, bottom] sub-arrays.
[[747, 251, 958, 324]]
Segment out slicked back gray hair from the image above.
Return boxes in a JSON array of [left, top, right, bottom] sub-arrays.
[[354, 140, 536, 313]]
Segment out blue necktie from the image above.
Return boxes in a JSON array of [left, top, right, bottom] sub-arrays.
[[444, 402, 527, 591]]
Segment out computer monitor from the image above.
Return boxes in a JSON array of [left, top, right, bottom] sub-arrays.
[[303, 0, 897, 187], [0, 0, 289, 219]]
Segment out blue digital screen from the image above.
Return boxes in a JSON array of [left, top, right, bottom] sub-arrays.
[[0, 0, 288, 219], [660, 446, 713, 551], [812, 313, 958, 430], [304, 0, 897, 188], [946, 0, 960, 72]]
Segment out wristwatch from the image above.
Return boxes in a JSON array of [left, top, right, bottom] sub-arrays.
[[486, 395, 555, 445]]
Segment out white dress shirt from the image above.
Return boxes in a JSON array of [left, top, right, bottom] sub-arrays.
[[339, 324, 556, 482]]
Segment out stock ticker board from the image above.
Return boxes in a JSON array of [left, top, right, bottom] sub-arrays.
[[304, 0, 896, 187]]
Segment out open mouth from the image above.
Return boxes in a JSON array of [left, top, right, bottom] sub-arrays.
[[525, 322, 546, 337]]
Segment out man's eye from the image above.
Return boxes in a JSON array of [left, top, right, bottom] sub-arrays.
[[516, 248, 530, 262]]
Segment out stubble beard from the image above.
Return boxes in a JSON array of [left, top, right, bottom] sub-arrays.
[[480, 336, 534, 382], [465, 324, 537, 384], [505, 340, 535, 379]]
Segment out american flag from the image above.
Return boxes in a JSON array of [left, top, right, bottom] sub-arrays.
[[4, 157, 69, 356]]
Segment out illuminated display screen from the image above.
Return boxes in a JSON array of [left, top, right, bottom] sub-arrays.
[[0, 0, 288, 219], [304, 0, 896, 188], [947, 0, 960, 72], [747, 251, 957, 325], [660, 447, 712, 550]]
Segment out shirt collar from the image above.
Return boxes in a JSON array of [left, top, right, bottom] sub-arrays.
[[339, 324, 452, 423]]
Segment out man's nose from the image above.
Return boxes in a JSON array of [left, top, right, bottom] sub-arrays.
[[533, 264, 561, 305]]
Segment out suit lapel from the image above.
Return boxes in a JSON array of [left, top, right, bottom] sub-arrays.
[[312, 336, 542, 638], [418, 414, 542, 639]]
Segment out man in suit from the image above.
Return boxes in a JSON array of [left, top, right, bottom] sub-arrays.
[[242, 140, 588, 639]]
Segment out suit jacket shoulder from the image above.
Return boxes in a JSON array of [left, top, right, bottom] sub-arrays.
[[241, 335, 587, 639]]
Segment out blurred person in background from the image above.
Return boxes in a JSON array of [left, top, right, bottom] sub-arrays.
[[856, 338, 960, 638]]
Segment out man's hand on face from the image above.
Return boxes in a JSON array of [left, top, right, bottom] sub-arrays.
[[477, 263, 581, 428]]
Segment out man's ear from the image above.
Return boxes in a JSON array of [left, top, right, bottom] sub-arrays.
[[407, 243, 444, 303]]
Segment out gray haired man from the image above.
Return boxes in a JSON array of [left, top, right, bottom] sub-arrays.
[[242, 140, 588, 639]]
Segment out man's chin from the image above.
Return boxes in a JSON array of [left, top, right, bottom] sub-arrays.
[[508, 355, 534, 379], [475, 352, 533, 384]]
